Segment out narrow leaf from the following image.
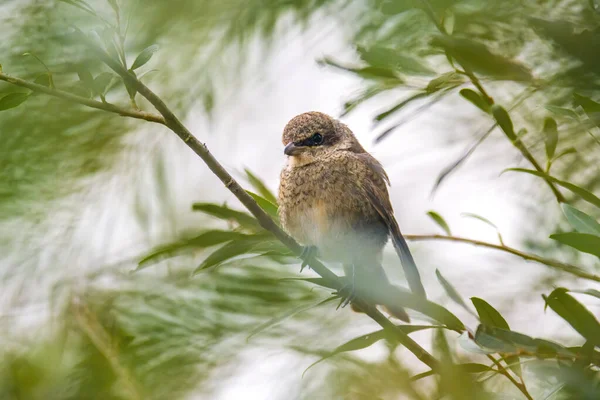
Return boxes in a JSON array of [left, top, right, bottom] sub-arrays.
[[543, 288, 600, 345], [93, 72, 116, 96], [245, 169, 277, 204], [553, 147, 577, 162], [246, 191, 278, 220], [77, 67, 94, 88], [543, 117, 559, 160], [561, 204, 600, 235], [427, 211, 451, 235], [574, 93, 600, 127], [545, 105, 579, 120], [435, 269, 473, 315], [461, 213, 503, 244], [0, 93, 29, 111], [374, 92, 429, 122], [471, 298, 510, 329], [550, 232, 600, 257], [472, 297, 521, 376], [137, 230, 258, 268], [492, 105, 516, 140], [504, 168, 600, 208], [193, 238, 264, 274], [305, 325, 439, 375], [248, 296, 337, 341], [192, 203, 260, 228], [131, 44, 159, 70], [572, 288, 600, 300], [459, 88, 490, 113]]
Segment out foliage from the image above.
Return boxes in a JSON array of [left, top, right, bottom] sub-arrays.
[[2, 0, 600, 399]]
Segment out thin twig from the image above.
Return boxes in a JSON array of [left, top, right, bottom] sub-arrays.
[[404, 234, 598, 282], [487, 355, 533, 400], [75, 37, 442, 372], [419, 0, 566, 203], [0, 72, 165, 124]]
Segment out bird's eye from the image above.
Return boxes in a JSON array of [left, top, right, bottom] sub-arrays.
[[311, 133, 323, 145]]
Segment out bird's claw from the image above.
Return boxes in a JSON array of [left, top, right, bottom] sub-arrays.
[[335, 281, 357, 310], [299, 245, 317, 273]]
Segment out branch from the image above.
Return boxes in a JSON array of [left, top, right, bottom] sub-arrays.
[[77, 38, 442, 371], [405, 234, 599, 282], [0, 72, 165, 124], [419, 0, 566, 203], [487, 355, 533, 400]]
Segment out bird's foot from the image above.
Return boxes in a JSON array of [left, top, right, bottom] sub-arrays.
[[335, 279, 357, 310], [299, 245, 317, 273]]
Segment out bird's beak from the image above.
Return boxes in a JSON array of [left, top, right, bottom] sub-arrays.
[[284, 142, 303, 156]]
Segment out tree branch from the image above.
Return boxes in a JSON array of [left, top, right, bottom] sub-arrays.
[[0, 72, 165, 124], [405, 234, 598, 282], [76, 38, 442, 371], [419, 0, 566, 203]]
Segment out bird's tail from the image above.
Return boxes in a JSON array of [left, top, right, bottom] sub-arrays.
[[390, 221, 427, 298]]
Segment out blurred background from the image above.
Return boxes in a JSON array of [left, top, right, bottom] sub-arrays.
[[1, 0, 600, 398]]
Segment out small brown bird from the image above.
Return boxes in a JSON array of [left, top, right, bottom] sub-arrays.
[[278, 111, 426, 320]]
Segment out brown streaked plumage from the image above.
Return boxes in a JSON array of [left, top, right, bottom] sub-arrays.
[[278, 111, 426, 321]]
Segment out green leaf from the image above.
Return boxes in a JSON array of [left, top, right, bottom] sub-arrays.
[[410, 370, 435, 381], [459, 88, 490, 113], [430, 36, 532, 81], [137, 230, 259, 269], [77, 67, 94, 88], [0, 93, 30, 111], [504, 168, 600, 208], [106, 0, 119, 14], [247, 191, 278, 220], [192, 203, 260, 228], [358, 45, 434, 75], [248, 296, 337, 341], [320, 58, 402, 82], [459, 363, 496, 373], [374, 92, 429, 122], [553, 147, 577, 162], [193, 238, 264, 273], [279, 277, 337, 290], [435, 269, 472, 314], [543, 117, 559, 160], [471, 298, 509, 329], [131, 44, 159, 70], [124, 70, 137, 100], [562, 204, 600, 235], [471, 297, 521, 376], [426, 72, 464, 93], [572, 288, 600, 300], [244, 169, 277, 204], [545, 105, 579, 120], [427, 211, 451, 235], [58, 0, 95, 14], [543, 288, 600, 345], [93, 72, 116, 96], [461, 213, 503, 244], [574, 93, 600, 127], [304, 325, 439, 375], [378, 288, 465, 331], [491, 105, 516, 140], [33, 74, 51, 87], [474, 324, 574, 357], [550, 232, 600, 257]]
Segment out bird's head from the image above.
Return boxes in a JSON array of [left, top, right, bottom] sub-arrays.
[[281, 111, 365, 167]]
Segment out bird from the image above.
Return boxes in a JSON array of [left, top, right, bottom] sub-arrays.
[[277, 111, 426, 321]]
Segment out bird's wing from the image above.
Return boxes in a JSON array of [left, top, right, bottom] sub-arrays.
[[355, 153, 427, 298]]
